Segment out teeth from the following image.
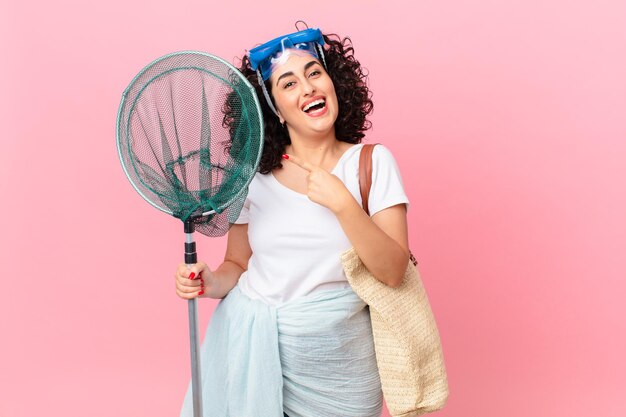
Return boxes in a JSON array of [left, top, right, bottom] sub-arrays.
[[303, 99, 325, 112]]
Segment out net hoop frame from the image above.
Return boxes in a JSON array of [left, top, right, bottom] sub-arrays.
[[116, 50, 264, 219]]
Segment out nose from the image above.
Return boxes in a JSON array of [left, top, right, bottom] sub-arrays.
[[301, 77, 315, 96]]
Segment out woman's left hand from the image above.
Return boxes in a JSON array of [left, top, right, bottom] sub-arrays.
[[284, 153, 356, 214]]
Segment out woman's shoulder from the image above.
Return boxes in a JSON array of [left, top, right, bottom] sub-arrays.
[[337, 142, 399, 167], [369, 143, 394, 154], [357, 142, 399, 165], [340, 142, 364, 160], [246, 170, 273, 193]]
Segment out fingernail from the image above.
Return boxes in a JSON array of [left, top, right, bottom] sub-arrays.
[[189, 272, 196, 280], [282, 154, 289, 160], [198, 290, 204, 296]]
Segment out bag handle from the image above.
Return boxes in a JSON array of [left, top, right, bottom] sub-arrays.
[[358, 144, 418, 266], [358, 144, 378, 216]]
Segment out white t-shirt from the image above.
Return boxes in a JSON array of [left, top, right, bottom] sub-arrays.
[[234, 143, 409, 305]]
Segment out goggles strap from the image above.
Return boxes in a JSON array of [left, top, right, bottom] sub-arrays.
[[316, 43, 328, 71], [256, 69, 280, 117]]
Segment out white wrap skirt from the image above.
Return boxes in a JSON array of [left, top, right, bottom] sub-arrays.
[[180, 284, 383, 417]]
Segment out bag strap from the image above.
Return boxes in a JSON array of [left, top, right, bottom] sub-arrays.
[[358, 144, 378, 216], [359, 143, 418, 266]]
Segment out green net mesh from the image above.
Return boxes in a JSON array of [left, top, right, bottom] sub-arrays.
[[117, 52, 263, 236]]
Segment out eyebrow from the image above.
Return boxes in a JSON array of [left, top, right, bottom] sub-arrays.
[[275, 60, 321, 86]]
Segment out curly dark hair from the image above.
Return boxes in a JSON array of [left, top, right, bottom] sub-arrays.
[[228, 33, 373, 174]]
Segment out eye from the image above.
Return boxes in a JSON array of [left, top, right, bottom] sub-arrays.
[[283, 80, 296, 89], [308, 69, 321, 78]]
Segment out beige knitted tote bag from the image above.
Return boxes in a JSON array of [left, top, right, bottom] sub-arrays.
[[341, 144, 449, 417]]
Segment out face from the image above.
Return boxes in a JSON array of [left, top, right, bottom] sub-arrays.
[[268, 52, 339, 137]]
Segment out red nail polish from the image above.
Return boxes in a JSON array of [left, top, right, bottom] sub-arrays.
[[198, 290, 204, 296], [189, 272, 196, 280], [282, 154, 289, 160]]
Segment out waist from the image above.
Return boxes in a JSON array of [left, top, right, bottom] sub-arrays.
[[236, 272, 353, 306]]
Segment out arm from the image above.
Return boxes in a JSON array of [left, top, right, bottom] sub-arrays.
[[335, 200, 409, 288], [175, 223, 252, 299]]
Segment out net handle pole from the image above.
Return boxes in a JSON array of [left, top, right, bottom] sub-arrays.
[[184, 219, 203, 417]]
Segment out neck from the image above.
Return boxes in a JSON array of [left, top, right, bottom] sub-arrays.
[[286, 128, 343, 169]]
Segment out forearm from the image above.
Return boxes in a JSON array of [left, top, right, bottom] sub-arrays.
[[334, 197, 409, 287], [202, 223, 250, 299], [206, 260, 245, 299]]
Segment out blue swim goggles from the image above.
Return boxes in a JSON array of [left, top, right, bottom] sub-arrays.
[[247, 28, 327, 117], [248, 28, 326, 81]]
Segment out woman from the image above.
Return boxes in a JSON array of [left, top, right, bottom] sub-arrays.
[[176, 26, 410, 417]]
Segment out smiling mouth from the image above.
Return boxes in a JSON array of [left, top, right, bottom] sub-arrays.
[[302, 98, 326, 113]]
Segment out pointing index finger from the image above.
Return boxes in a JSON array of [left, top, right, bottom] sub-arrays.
[[283, 154, 314, 172]]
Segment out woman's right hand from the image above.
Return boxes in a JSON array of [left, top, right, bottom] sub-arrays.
[[174, 262, 220, 300]]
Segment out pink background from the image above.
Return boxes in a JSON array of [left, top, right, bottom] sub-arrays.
[[1, 1, 625, 416]]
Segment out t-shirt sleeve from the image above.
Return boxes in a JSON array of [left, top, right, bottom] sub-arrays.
[[233, 197, 250, 224], [368, 145, 410, 216]]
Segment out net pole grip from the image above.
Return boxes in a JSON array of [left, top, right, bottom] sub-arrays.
[[184, 219, 203, 417]]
